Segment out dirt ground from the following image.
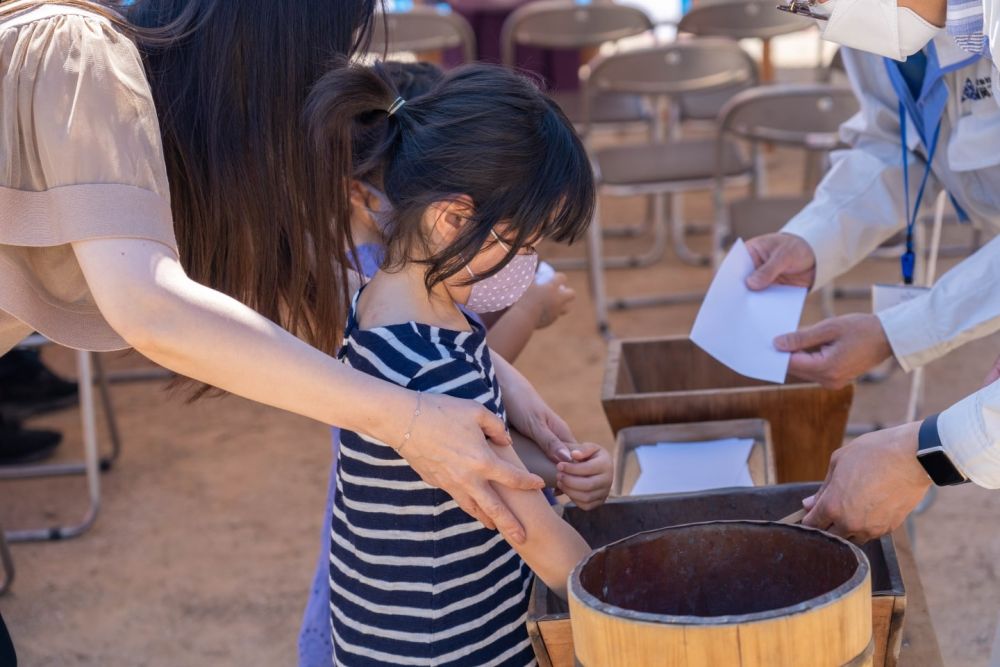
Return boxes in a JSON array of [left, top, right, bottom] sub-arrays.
[[3, 143, 1000, 664]]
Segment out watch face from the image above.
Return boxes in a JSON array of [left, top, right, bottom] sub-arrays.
[[918, 449, 967, 486]]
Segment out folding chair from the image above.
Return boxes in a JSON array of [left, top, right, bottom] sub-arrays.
[[710, 83, 860, 265], [501, 0, 654, 131], [676, 0, 815, 124], [371, 4, 477, 64], [584, 39, 758, 335], [500, 0, 659, 251], [0, 337, 123, 594], [0, 525, 12, 595]]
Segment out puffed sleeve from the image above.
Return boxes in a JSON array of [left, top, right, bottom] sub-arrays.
[[0, 6, 177, 352]]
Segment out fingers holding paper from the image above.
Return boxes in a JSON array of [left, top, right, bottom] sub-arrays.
[[774, 313, 893, 389], [744, 233, 818, 291]]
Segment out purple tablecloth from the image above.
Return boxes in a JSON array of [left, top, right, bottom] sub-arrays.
[[445, 0, 582, 90]]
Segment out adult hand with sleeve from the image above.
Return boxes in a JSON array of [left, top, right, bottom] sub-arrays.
[[744, 233, 818, 291], [801, 422, 930, 544]]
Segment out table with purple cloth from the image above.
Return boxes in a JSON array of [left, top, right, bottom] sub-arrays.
[[444, 0, 583, 90]]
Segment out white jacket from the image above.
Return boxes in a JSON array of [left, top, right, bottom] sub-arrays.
[[782, 38, 1000, 487]]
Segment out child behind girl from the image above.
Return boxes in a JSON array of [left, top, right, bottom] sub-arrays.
[[307, 62, 604, 665]]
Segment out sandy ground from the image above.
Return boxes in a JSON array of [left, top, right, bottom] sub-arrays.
[[3, 137, 1000, 665]]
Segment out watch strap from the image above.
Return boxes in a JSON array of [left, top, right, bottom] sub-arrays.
[[917, 414, 969, 486], [917, 413, 943, 453]]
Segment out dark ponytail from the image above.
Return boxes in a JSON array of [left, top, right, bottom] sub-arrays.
[[306, 61, 595, 292]]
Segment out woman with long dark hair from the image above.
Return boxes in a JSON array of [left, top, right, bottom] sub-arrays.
[[0, 0, 576, 612]]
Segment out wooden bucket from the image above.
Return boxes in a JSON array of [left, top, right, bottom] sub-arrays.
[[568, 520, 873, 667], [527, 484, 905, 667], [601, 336, 855, 482]]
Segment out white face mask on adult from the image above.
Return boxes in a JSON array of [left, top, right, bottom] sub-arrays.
[[819, 0, 942, 62]]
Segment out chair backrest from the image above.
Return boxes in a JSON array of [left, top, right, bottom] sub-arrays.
[[678, 0, 813, 40], [716, 83, 859, 151], [584, 38, 757, 100], [371, 5, 477, 64], [500, 0, 653, 66]]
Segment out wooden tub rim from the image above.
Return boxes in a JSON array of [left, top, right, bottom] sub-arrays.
[[568, 519, 871, 627]]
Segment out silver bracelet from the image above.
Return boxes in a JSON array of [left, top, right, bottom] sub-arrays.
[[398, 392, 422, 453]]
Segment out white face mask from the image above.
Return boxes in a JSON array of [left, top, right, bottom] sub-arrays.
[[463, 231, 539, 314], [820, 0, 942, 61]]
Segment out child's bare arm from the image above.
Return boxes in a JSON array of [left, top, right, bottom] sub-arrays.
[[511, 428, 558, 487], [490, 442, 590, 599]]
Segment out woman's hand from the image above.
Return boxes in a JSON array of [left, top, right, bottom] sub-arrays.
[[556, 442, 613, 510], [399, 392, 545, 543]]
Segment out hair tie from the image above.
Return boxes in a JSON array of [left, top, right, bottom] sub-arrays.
[[387, 96, 406, 116]]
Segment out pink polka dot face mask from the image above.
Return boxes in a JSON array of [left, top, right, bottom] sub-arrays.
[[463, 231, 539, 313]]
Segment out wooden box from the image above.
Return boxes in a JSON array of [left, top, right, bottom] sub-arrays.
[[527, 484, 905, 667], [615, 419, 777, 496], [602, 336, 855, 482]]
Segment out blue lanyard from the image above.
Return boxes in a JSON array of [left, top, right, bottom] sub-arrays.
[[898, 104, 941, 285]]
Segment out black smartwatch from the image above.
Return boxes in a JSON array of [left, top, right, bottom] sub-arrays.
[[916, 414, 970, 486]]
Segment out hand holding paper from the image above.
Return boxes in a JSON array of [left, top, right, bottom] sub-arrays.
[[691, 239, 808, 383]]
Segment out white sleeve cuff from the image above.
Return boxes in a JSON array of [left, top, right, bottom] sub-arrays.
[[876, 295, 943, 373], [938, 381, 1000, 489], [780, 216, 849, 291]]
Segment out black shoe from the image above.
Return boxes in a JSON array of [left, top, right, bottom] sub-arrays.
[[0, 349, 78, 416], [0, 421, 61, 465]]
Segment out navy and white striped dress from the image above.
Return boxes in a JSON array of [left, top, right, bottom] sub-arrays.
[[330, 290, 536, 666]]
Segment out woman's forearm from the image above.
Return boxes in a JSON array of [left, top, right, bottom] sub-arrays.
[[72, 238, 410, 440], [73, 237, 546, 541]]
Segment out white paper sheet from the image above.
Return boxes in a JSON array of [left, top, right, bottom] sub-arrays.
[[690, 239, 808, 384], [629, 438, 755, 495]]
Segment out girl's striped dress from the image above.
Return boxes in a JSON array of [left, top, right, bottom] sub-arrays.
[[330, 290, 537, 666]]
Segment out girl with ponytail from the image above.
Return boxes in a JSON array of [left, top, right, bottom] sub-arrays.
[[305, 62, 606, 664]]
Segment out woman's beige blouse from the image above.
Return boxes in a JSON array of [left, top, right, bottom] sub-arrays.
[[0, 2, 178, 355]]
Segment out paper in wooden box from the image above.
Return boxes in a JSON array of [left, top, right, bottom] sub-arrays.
[[601, 336, 854, 482], [614, 419, 777, 496]]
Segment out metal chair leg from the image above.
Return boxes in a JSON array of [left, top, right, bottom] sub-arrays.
[[989, 614, 1000, 667], [0, 528, 13, 595], [2, 351, 102, 542], [552, 192, 671, 272], [669, 192, 710, 267], [600, 195, 657, 238], [586, 200, 612, 337], [93, 355, 122, 468]]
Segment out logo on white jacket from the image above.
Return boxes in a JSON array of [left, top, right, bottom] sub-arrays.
[[962, 76, 993, 101]]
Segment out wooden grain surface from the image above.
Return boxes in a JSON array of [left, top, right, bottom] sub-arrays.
[[602, 337, 855, 483]]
